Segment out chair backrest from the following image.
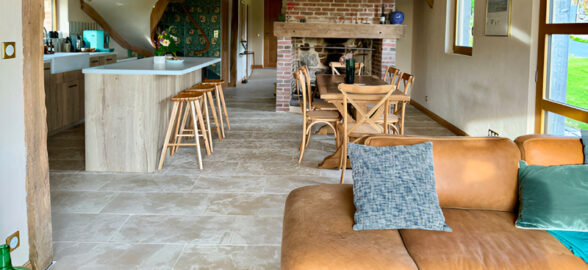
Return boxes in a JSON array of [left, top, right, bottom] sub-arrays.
[[383, 66, 400, 85], [329, 62, 364, 75], [397, 72, 415, 96], [300, 65, 314, 109], [293, 69, 310, 116], [338, 83, 397, 135]]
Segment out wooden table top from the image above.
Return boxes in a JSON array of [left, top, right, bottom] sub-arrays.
[[316, 74, 410, 102]]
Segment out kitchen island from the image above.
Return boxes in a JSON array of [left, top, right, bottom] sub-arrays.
[[83, 57, 221, 172]]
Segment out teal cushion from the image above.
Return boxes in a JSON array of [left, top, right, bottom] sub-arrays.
[[582, 129, 588, 164], [516, 161, 588, 231]]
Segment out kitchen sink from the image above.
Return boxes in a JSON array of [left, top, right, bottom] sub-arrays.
[[43, 53, 91, 74]]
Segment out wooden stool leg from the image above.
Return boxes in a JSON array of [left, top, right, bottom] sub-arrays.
[[170, 101, 184, 156], [206, 91, 223, 140], [189, 101, 204, 170], [173, 103, 191, 155], [214, 86, 226, 138], [158, 101, 179, 170], [203, 95, 213, 153], [218, 85, 230, 130], [194, 99, 211, 156]]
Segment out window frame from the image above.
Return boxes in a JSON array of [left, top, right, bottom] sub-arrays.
[[453, 0, 474, 56], [534, 0, 588, 133]]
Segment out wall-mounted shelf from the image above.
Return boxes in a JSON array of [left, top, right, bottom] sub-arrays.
[[274, 22, 406, 39]]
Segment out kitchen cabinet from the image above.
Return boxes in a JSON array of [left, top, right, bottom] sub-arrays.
[[45, 53, 117, 134], [45, 62, 85, 134]]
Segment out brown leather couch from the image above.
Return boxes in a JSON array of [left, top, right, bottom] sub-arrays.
[[281, 135, 587, 270]]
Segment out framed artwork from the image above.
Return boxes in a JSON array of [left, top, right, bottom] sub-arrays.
[[485, 0, 511, 36]]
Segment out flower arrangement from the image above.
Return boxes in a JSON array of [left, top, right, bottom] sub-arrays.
[[154, 26, 180, 57]]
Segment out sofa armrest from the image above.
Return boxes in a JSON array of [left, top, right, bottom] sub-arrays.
[[515, 135, 583, 166]]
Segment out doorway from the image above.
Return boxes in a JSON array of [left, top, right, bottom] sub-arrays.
[[263, 0, 281, 68]]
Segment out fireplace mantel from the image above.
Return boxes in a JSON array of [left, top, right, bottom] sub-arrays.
[[274, 22, 406, 39]]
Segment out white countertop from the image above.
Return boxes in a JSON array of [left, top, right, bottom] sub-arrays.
[[82, 57, 221, 76]]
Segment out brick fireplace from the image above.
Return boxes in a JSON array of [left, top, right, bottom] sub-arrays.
[[274, 0, 404, 112]]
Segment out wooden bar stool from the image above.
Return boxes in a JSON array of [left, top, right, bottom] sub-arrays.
[[158, 91, 211, 170], [202, 79, 230, 136], [186, 84, 223, 140], [172, 89, 215, 155]]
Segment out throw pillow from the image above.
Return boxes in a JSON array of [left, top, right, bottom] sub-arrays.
[[348, 142, 451, 232], [516, 161, 588, 231]]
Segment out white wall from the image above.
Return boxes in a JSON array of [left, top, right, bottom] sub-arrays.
[[236, 0, 265, 83], [411, 0, 539, 138], [0, 0, 30, 266], [395, 0, 414, 73], [248, 0, 264, 67], [64, 0, 130, 59]]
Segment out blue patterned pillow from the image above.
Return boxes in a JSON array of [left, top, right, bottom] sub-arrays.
[[348, 142, 451, 232]]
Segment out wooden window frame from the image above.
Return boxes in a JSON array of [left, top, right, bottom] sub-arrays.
[[453, 0, 473, 56], [534, 0, 588, 133]]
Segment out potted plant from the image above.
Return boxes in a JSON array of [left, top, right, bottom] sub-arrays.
[[154, 26, 180, 64]]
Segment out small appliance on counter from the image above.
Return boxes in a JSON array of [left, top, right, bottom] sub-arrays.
[[83, 30, 105, 50]]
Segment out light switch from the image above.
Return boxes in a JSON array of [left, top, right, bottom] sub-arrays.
[[214, 30, 219, 38], [2, 42, 16, 59]]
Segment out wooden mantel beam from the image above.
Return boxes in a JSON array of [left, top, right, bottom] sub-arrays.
[[274, 22, 407, 39]]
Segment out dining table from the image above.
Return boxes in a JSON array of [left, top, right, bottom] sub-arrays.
[[315, 74, 411, 169]]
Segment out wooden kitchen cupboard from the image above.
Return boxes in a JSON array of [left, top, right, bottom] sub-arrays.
[[44, 62, 85, 134]]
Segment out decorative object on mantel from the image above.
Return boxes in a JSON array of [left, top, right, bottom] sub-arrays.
[[154, 26, 180, 63], [426, 0, 434, 8], [485, 0, 511, 36], [390, 6, 405, 25]]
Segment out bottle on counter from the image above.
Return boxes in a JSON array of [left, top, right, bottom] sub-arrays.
[[49, 41, 54, 54], [380, 5, 386, 24], [44, 41, 49, 54]]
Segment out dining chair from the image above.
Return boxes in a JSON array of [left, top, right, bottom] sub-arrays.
[[300, 66, 338, 111], [376, 72, 415, 135], [294, 70, 341, 164], [329, 62, 364, 76], [337, 83, 397, 183], [383, 66, 401, 86]]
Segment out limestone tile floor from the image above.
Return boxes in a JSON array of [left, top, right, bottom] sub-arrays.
[[48, 69, 455, 269]]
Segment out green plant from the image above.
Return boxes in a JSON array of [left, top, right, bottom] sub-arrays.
[[154, 26, 180, 57]]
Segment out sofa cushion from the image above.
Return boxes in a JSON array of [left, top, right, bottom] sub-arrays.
[[281, 184, 418, 270], [515, 135, 584, 166], [348, 142, 450, 231], [399, 208, 588, 270], [365, 136, 520, 212], [516, 161, 588, 231]]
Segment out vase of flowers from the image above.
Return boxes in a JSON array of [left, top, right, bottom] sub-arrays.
[[154, 26, 180, 64]]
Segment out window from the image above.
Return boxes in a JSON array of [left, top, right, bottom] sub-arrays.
[[454, 0, 475, 55], [536, 0, 588, 136], [43, 0, 57, 31]]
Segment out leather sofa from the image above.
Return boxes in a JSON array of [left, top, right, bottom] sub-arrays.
[[281, 135, 587, 270]]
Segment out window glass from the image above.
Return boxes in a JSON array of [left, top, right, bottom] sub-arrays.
[[545, 112, 585, 137], [549, 0, 588, 24], [456, 0, 475, 47], [546, 34, 588, 110], [43, 0, 53, 31]]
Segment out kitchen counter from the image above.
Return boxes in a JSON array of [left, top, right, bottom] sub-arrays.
[[84, 56, 219, 173], [43, 52, 117, 73], [82, 57, 221, 76]]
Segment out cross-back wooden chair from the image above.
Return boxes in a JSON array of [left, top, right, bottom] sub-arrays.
[[300, 65, 337, 111], [294, 69, 341, 164], [329, 62, 364, 75], [374, 72, 415, 135], [383, 66, 401, 86], [338, 83, 397, 183]]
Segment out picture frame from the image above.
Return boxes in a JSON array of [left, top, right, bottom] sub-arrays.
[[485, 0, 511, 36]]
